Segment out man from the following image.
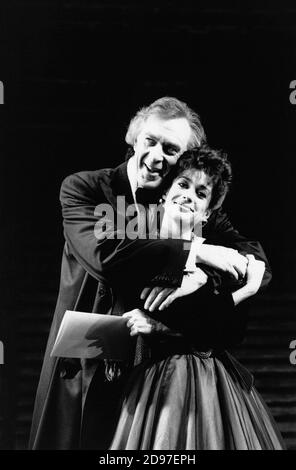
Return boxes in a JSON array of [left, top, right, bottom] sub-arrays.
[[29, 97, 271, 449]]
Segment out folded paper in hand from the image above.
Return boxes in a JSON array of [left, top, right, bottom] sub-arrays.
[[51, 310, 134, 361]]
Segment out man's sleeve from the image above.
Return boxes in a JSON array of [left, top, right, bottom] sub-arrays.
[[203, 208, 272, 291], [60, 172, 190, 287]]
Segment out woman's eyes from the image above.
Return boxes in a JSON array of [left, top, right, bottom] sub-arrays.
[[177, 181, 206, 199]]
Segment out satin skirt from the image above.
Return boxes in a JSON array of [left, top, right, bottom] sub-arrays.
[[110, 354, 285, 450]]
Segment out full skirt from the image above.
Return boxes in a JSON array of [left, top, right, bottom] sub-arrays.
[[110, 353, 285, 450]]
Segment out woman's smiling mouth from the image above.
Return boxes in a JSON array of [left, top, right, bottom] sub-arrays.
[[173, 201, 194, 213]]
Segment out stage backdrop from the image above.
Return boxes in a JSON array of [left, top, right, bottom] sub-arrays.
[[0, 1, 295, 449]]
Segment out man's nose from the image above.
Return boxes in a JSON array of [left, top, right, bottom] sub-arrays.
[[149, 142, 164, 162]]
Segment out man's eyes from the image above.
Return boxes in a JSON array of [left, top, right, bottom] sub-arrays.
[[145, 138, 179, 156], [146, 137, 157, 146], [163, 145, 179, 156]]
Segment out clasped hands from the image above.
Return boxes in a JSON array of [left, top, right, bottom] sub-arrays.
[[124, 244, 265, 337], [141, 243, 248, 312], [123, 268, 207, 337]]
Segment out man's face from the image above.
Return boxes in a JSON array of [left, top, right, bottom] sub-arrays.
[[133, 115, 192, 189]]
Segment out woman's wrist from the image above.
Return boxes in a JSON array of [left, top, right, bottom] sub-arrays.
[[244, 283, 259, 296], [232, 283, 257, 306]]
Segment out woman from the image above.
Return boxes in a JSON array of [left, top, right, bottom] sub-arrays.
[[109, 146, 285, 450]]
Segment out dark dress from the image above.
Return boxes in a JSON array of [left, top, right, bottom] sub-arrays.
[[109, 289, 285, 450], [110, 353, 284, 450]]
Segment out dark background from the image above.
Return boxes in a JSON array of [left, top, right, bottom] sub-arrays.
[[0, 0, 295, 450]]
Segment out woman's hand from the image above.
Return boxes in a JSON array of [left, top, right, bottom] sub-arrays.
[[123, 309, 154, 337], [140, 268, 208, 312]]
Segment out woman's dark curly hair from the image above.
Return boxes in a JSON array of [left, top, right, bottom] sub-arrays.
[[166, 145, 232, 210]]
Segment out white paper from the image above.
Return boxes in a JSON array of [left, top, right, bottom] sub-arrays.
[[50, 310, 135, 361]]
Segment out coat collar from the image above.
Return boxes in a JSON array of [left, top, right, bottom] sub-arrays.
[[111, 161, 134, 205]]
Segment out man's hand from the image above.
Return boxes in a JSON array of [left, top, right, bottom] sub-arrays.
[[140, 268, 208, 312], [123, 309, 153, 337], [196, 244, 248, 279], [245, 254, 266, 294], [232, 254, 266, 306]]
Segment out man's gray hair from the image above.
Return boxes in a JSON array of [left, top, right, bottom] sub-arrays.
[[125, 96, 206, 150]]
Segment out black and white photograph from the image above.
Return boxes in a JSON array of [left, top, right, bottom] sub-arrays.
[[0, 1, 295, 455]]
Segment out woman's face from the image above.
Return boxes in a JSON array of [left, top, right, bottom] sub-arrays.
[[162, 169, 213, 233]]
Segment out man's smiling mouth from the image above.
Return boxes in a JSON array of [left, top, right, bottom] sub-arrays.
[[144, 163, 162, 175]]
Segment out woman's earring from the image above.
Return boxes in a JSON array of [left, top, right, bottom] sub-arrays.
[[201, 215, 209, 227]]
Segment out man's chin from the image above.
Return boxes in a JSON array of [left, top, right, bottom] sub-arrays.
[[140, 174, 164, 189], [141, 180, 163, 189]]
